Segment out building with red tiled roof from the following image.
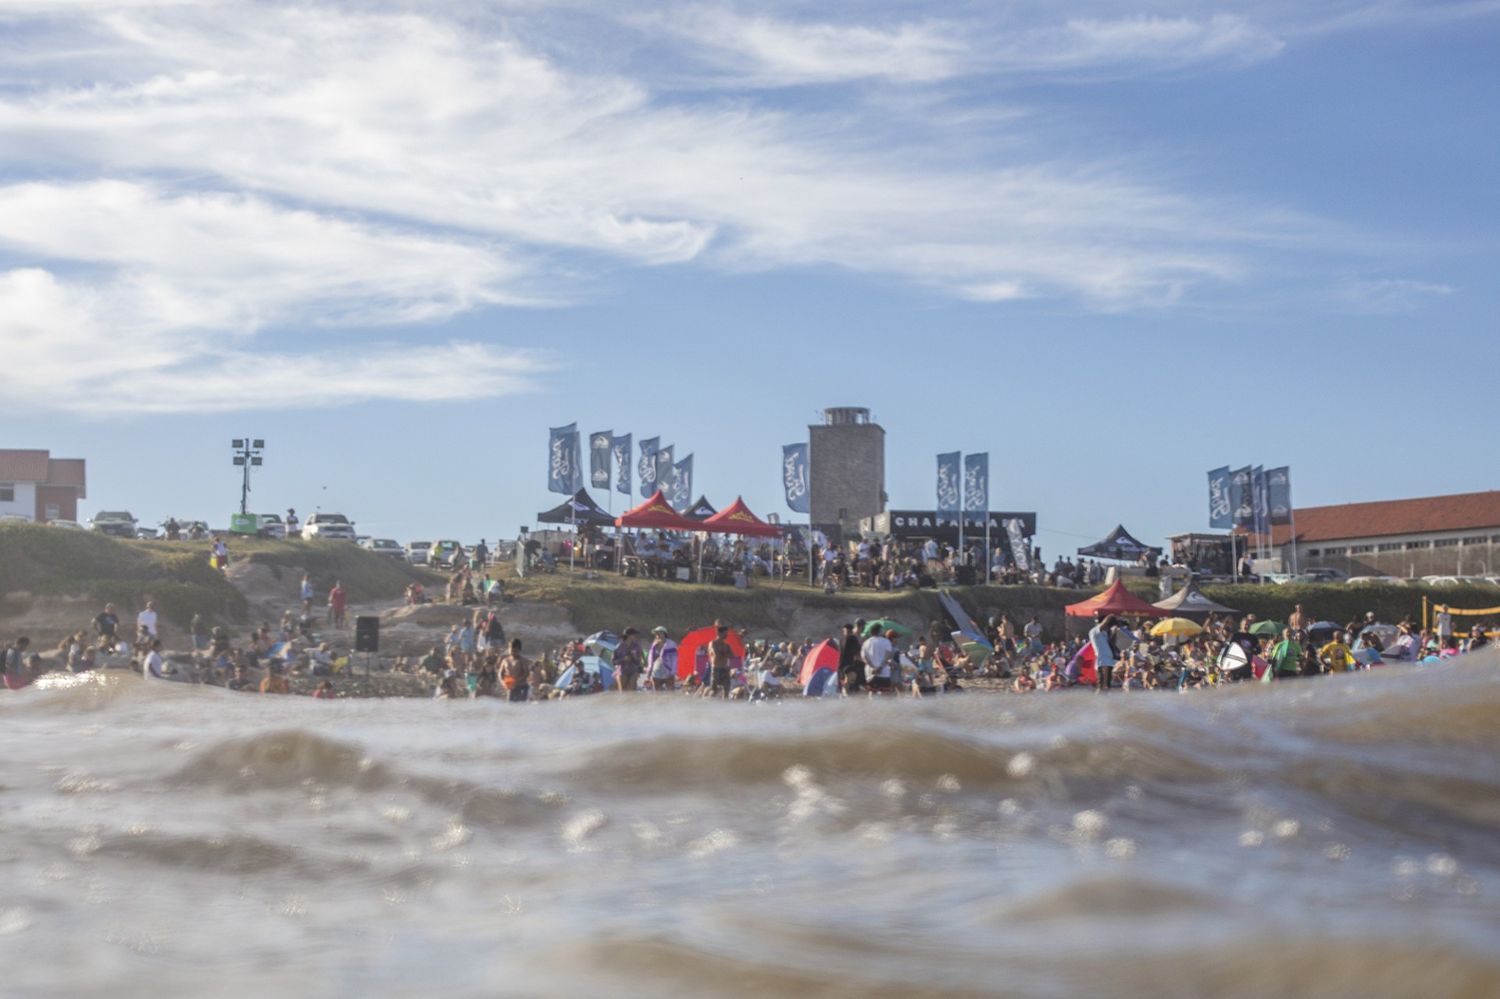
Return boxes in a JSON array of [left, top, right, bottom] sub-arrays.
[[0, 449, 88, 524], [1273, 490, 1500, 578]]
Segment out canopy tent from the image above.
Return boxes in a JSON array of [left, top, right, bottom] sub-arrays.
[[536, 489, 615, 527], [1065, 579, 1170, 618], [1153, 579, 1239, 617], [699, 497, 782, 538], [615, 490, 700, 532], [677, 625, 747, 681], [683, 496, 718, 521], [1077, 525, 1162, 562]]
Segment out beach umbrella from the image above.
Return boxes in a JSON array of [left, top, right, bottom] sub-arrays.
[[1248, 620, 1282, 636], [1149, 617, 1203, 639], [1306, 621, 1341, 638], [862, 618, 912, 638], [798, 639, 840, 688]]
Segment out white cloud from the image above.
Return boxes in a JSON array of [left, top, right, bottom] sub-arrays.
[[1339, 277, 1456, 313], [0, 1, 1458, 413]]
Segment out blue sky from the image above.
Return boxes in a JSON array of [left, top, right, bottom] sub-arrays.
[[3, 1, 1497, 553]]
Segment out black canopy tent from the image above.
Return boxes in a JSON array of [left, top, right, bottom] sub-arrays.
[[1078, 524, 1162, 562], [683, 495, 718, 522], [536, 489, 615, 527]]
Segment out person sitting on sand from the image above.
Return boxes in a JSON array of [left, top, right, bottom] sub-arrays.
[[226, 663, 254, 691], [312, 680, 335, 699], [434, 670, 463, 699]]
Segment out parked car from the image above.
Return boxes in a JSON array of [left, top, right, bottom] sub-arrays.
[[136, 526, 159, 540], [302, 512, 357, 541], [0, 513, 32, 524], [255, 513, 287, 540], [430, 540, 462, 566], [405, 540, 434, 565], [361, 537, 406, 559], [48, 519, 84, 530], [1346, 576, 1407, 585], [90, 510, 138, 538]]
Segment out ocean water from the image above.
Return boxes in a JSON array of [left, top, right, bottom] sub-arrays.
[[2, 656, 1498, 998]]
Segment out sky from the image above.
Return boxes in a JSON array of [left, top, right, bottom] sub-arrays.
[[2, 0, 1498, 553]]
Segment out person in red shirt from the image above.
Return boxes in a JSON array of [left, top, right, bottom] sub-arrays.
[[328, 580, 347, 629]]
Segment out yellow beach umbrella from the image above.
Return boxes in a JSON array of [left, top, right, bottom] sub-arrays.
[[1150, 617, 1203, 639]]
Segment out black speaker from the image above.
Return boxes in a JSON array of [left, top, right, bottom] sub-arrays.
[[956, 566, 977, 586], [354, 616, 380, 653]]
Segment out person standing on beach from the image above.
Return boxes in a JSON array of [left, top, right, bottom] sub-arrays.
[[328, 580, 347, 629], [861, 625, 895, 695], [1269, 627, 1302, 680], [707, 624, 735, 699], [299, 573, 314, 615], [94, 603, 120, 652], [500, 638, 529, 702], [839, 622, 864, 695], [615, 628, 643, 692], [1435, 605, 1453, 649], [647, 626, 677, 692], [4, 636, 31, 690], [1088, 614, 1119, 692], [136, 600, 159, 642], [1287, 604, 1307, 633]]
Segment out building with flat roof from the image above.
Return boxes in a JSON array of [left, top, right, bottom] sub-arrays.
[[0, 449, 87, 523], [1272, 489, 1500, 577], [808, 407, 886, 538]]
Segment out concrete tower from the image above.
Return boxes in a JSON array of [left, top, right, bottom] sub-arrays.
[[809, 407, 886, 537]]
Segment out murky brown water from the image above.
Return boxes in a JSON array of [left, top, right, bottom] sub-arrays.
[[3, 656, 1498, 997]]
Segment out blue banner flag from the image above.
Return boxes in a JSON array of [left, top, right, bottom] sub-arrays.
[[638, 437, 659, 498], [671, 454, 693, 512], [589, 430, 612, 489], [1207, 466, 1232, 529], [655, 446, 675, 497], [548, 423, 581, 495], [782, 443, 810, 515], [612, 434, 632, 496], [1267, 466, 1292, 525], [963, 453, 989, 514], [1252, 465, 1269, 536], [936, 452, 961, 521], [1230, 466, 1253, 528]]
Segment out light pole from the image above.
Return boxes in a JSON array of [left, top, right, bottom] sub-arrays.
[[231, 438, 264, 515]]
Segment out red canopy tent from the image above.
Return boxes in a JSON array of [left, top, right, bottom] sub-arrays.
[[1065, 579, 1169, 618], [699, 496, 781, 538], [615, 490, 699, 531]]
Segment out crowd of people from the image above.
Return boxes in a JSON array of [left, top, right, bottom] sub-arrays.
[[4, 564, 1491, 699]]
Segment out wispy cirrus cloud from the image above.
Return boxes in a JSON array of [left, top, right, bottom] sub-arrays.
[[0, 1, 1485, 414]]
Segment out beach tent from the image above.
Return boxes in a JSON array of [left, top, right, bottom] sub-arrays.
[[1077, 525, 1162, 562], [555, 655, 615, 692], [699, 497, 782, 538], [1065, 579, 1170, 618], [1153, 579, 1238, 617], [536, 489, 615, 527], [937, 590, 994, 666], [683, 496, 718, 522], [615, 490, 699, 532], [676, 625, 747, 681], [798, 639, 841, 688]]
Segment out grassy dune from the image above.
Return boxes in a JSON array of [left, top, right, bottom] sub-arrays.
[[0, 523, 437, 628]]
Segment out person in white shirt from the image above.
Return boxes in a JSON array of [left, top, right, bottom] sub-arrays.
[[861, 626, 895, 695], [136, 600, 159, 640], [142, 639, 169, 680]]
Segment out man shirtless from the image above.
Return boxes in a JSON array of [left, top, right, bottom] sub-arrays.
[[707, 624, 734, 699], [500, 638, 529, 702]]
